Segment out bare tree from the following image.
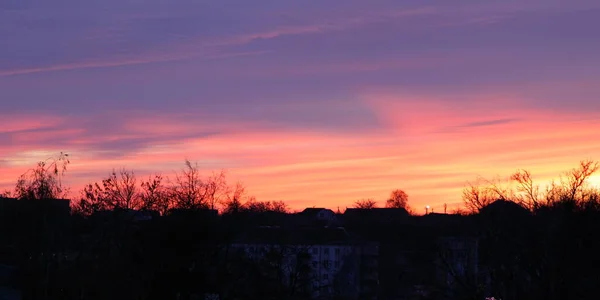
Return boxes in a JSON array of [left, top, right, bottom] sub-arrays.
[[140, 174, 171, 215], [222, 182, 248, 214], [14, 152, 70, 200], [74, 169, 141, 215], [353, 198, 377, 209], [103, 169, 141, 210], [510, 169, 540, 210], [542, 160, 599, 206], [461, 160, 600, 212], [204, 170, 228, 210], [243, 198, 289, 213], [386, 189, 409, 209], [171, 160, 208, 210], [565, 159, 599, 200], [462, 180, 497, 213], [269, 200, 289, 213]]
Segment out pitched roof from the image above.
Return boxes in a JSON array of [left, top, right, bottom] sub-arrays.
[[300, 207, 330, 214], [480, 199, 529, 215]]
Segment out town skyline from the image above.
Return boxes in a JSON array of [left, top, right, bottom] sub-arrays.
[[2, 153, 599, 213]]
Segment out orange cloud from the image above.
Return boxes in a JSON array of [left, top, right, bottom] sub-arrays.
[[2, 96, 600, 212]]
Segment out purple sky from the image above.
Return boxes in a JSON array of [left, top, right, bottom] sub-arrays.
[[2, 0, 600, 210]]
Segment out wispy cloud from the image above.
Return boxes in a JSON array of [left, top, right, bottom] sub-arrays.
[[0, 6, 433, 77], [0, 48, 274, 77], [434, 118, 522, 133], [459, 118, 521, 128], [2, 97, 600, 210], [2, 1, 590, 78]]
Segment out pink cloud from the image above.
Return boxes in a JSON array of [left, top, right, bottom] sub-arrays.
[[2, 95, 600, 211], [215, 7, 435, 47], [0, 115, 63, 134]]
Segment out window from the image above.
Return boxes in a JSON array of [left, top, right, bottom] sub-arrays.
[[324, 248, 329, 254], [335, 248, 341, 255], [323, 260, 331, 269], [335, 261, 340, 268], [249, 246, 255, 253], [323, 274, 329, 279], [312, 248, 318, 254], [312, 261, 318, 268]]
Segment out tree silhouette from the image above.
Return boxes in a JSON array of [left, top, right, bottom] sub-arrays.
[[243, 198, 289, 213], [462, 177, 506, 213], [222, 182, 249, 214], [0, 189, 12, 197], [171, 160, 206, 209], [204, 170, 228, 210], [14, 152, 70, 200], [385, 189, 409, 209], [545, 159, 600, 206], [510, 169, 540, 210], [565, 160, 599, 199], [140, 174, 171, 215], [354, 198, 377, 209], [74, 168, 141, 215]]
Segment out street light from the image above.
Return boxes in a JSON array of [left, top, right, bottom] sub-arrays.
[[425, 205, 430, 215]]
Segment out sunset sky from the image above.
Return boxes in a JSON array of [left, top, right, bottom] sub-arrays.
[[2, 0, 600, 212]]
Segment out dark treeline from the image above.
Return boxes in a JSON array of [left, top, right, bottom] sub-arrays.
[[1, 153, 288, 216], [1, 154, 600, 300]]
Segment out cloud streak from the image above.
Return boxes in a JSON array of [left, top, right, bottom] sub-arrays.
[[0, 6, 433, 77], [2, 92, 600, 211]]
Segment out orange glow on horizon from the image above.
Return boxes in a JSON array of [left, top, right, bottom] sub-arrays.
[[2, 94, 600, 212]]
